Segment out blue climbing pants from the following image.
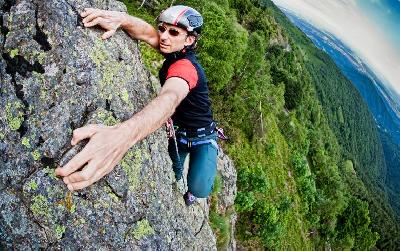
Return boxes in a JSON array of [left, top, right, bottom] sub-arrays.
[[168, 132, 218, 198]]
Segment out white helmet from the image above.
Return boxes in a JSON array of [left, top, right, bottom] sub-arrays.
[[158, 5, 203, 36]]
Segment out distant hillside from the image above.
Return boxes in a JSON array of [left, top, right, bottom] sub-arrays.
[[279, 11, 400, 222], [265, 1, 400, 248], [381, 131, 400, 213]]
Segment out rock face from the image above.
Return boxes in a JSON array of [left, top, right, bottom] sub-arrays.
[[0, 0, 236, 249]]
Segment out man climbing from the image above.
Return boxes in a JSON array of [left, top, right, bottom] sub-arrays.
[[55, 5, 218, 206]]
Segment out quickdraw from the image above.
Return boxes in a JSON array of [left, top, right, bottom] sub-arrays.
[[216, 127, 228, 141], [166, 118, 181, 163]]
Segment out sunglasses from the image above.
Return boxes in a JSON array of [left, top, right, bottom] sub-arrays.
[[157, 25, 186, 37]]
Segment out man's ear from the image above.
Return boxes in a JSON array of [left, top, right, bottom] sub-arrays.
[[185, 35, 196, 46]]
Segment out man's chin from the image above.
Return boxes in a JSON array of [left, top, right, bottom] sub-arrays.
[[160, 46, 170, 54]]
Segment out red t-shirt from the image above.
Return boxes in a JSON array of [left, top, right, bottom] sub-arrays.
[[165, 59, 198, 90]]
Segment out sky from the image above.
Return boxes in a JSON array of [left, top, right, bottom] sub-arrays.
[[271, 0, 400, 97], [358, 0, 400, 48]]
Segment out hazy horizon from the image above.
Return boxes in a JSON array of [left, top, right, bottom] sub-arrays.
[[271, 0, 400, 98]]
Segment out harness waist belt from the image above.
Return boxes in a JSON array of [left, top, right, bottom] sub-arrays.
[[177, 121, 216, 137], [178, 138, 218, 149]]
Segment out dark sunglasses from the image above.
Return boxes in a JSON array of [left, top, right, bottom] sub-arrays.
[[157, 25, 185, 37]]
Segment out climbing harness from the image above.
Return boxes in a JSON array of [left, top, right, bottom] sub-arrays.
[[177, 121, 217, 138], [166, 119, 228, 150], [178, 137, 219, 150]]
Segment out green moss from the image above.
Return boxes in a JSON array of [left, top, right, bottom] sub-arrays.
[[5, 102, 24, 131], [31, 150, 41, 161], [95, 110, 120, 126], [109, 192, 120, 202], [0, 132, 5, 140], [132, 219, 155, 240], [43, 167, 58, 180], [89, 39, 108, 68], [27, 180, 38, 191], [89, 39, 133, 103], [90, 40, 120, 97], [40, 88, 48, 101], [28, 104, 35, 114], [30, 195, 50, 218], [7, 13, 12, 24], [10, 48, 19, 58], [36, 52, 46, 65], [120, 149, 146, 191], [21, 137, 31, 148], [64, 30, 70, 37], [104, 186, 120, 202], [70, 204, 76, 213], [121, 88, 130, 104], [102, 63, 120, 86], [54, 224, 66, 239]]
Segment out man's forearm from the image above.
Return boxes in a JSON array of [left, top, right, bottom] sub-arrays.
[[121, 15, 158, 48], [120, 90, 179, 148]]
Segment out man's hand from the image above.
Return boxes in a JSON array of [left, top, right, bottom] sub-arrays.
[[56, 78, 189, 191], [55, 124, 133, 191], [81, 8, 159, 48], [81, 8, 127, 39]]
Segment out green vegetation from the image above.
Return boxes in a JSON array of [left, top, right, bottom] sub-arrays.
[[31, 150, 41, 161], [120, 148, 148, 191], [21, 137, 31, 148], [381, 130, 400, 216], [10, 48, 18, 58], [132, 219, 155, 240], [266, 2, 400, 248], [5, 101, 24, 131], [120, 0, 396, 249], [30, 195, 51, 219], [27, 180, 38, 191], [209, 174, 232, 249], [54, 224, 66, 239]]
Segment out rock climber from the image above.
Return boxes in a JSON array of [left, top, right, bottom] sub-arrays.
[[55, 5, 219, 206]]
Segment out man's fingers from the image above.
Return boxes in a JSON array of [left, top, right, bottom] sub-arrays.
[[71, 125, 98, 146], [80, 8, 98, 18], [84, 17, 104, 28], [55, 148, 90, 177], [82, 11, 103, 24], [66, 165, 108, 191], [102, 30, 116, 40], [64, 159, 100, 184], [66, 179, 91, 191], [66, 152, 123, 191]]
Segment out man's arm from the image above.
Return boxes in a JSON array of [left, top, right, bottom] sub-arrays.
[[81, 8, 159, 48], [55, 78, 189, 190]]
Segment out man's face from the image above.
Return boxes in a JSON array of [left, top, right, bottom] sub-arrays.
[[158, 23, 195, 54]]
